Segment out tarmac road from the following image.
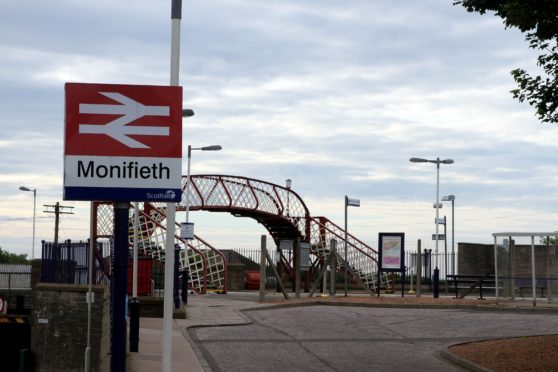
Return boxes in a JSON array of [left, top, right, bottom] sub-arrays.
[[187, 305, 558, 372]]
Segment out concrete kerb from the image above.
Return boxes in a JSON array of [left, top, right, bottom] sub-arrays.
[[242, 298, 558, 314], [439, 349, 492, 372]]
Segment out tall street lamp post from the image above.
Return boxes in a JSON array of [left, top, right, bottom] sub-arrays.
[[409, 157, 454, 298], [19, 186, 36, 260], [442, 194, 456, 276], [184, 144, 223, 225]]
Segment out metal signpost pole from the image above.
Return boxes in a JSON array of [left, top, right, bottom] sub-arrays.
[[32, 189, 36, 259], [111, 201, 129, 372], [451, 198, 455, 276], [185, 145, 192, 223], [344, 196, 348, 296], [444, 216, 448, 295], [416, 239, 422, 297], [163, 1, 181, 371], [343, 196, 360, 297], [129, 202, 140, 352], [442, 195, 456, 277], [85, 202, 94, 371], [433, 159, 440, 298]]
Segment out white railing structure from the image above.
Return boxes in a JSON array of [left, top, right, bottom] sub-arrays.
[[94, 201, 227, 294], [493, 232, 558, 306]]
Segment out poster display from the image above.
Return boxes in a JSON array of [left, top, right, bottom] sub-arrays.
[[377, 232, 405, 297], [380, 234, 404, 270]]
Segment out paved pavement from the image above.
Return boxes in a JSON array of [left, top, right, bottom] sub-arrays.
[[128, 292, 274, 372], [128, 292, 558, 372]]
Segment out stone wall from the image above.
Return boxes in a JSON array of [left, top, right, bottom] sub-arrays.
[[31, 283, 110, 372], [458, 243, 494, 275], [227, 263, 245, 291]]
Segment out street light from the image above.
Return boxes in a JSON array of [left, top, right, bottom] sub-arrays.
[[184, 144, 223, 224], [442, 194, 456, 276], [19, 186, 36, 260], [182, 108, 195, 117], [409, 157, 454, 298]]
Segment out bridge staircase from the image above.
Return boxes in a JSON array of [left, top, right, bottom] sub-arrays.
[[94, 201, 227, 294], [93, 175, 388, 296], [308, 216, 389, 292]]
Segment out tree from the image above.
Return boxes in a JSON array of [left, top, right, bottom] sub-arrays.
[[455, 1, 558, 124], [0, 247, 29, 264]]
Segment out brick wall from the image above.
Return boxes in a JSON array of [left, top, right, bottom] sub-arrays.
[[31, 283, 109, 372]]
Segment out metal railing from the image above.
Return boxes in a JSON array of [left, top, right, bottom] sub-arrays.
[[0, 265, 31, 290]]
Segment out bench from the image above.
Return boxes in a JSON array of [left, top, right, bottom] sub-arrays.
[[514, 278, 547, 297], [447, 274, 498, 299]]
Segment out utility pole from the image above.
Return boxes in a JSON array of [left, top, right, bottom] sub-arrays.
[[43, 202, 74, 246]]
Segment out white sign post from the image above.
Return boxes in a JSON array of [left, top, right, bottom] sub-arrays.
[[344, 195, 361, 296]]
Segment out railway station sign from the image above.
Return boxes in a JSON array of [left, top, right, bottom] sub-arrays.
[[63, 82, 183, 202]]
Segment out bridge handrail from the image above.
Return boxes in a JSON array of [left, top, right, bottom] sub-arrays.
[[310, 216, 378, 261], [132, 204, 212, 293], [183, 174, 310, 217]]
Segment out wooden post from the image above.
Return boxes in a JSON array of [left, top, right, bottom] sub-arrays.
[[330, 240, 336, 296], [547, 238, 551, 303], [264, 248, 289, 299]]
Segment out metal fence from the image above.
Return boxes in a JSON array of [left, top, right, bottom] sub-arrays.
[[227, 248, 280, 289], [404, 251, 459, 282], [0, 264, 31, 290], [229, 248, 459, 289], [41, 240, 109, 285]]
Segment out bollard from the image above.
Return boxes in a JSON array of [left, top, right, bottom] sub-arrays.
[[181, 268, 189, 305], [19, 349, 34, 372], [174, 245, 180, 309], [433, 268, 440, 298], [129, 298, 140, 352]]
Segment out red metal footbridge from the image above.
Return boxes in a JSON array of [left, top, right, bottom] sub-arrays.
[[93, 175, 384, 294]]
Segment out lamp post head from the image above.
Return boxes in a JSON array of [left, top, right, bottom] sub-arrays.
[[200, 145, 222, 151], [188, 144, 222, 158], [19, 186, 31, 192], [442, 194, 455, 201], [182, 108, 195, 117], [286, 179, 292, 189], [410, 157, 454, 165]]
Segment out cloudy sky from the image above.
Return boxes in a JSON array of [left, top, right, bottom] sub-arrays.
[[1, 0, 556, 258]]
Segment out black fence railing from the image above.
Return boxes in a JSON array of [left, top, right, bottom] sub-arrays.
[[41, 240, 104, 285]]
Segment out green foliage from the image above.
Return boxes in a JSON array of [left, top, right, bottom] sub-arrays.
[[455, 0, 558, 124], [0, 247, 29, 264], [540, 236, 558, 245]]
